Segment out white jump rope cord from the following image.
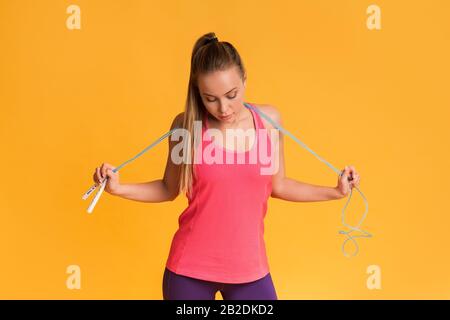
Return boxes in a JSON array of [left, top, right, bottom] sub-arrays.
[[82, 102, 372, 257]]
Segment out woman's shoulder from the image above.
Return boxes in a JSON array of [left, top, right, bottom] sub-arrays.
[[170, 112, 185, 130], [248, 103, 281, 129]]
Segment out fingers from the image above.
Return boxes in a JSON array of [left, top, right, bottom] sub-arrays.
[[348, 165, 361, 188], [100, 163, 106, 180], [95, 167, 102, 185], [340, 166, 351, 180], [94, 163, 115, 185], [106, 168, 118, 180], [341, 165, 361, 188], [101, 163, 115, 179]]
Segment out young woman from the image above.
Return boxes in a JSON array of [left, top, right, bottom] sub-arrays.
[[92, 32, 361, 300]]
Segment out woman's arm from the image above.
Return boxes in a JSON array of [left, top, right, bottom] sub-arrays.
[[264, 105, 354, 202], [113, 180, 174, 203], [112, 112, 184, 203], [272, 178, 344, 202]]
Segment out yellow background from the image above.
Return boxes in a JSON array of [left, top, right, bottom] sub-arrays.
[[1, 0, 449, 299]]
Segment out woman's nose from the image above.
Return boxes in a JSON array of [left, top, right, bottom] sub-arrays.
[[219, 104, 231, 114]]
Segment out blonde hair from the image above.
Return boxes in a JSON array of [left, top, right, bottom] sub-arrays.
[[178, 32, 247, 198]]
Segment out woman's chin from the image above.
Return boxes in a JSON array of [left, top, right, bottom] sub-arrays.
[[218, 113, 234, 122]]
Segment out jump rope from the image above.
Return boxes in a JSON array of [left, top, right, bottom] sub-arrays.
[[82, 102, 372, 257]]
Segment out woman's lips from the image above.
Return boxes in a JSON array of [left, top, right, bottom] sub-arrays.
[[219, 114, 233, 120]]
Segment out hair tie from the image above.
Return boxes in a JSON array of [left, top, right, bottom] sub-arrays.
[[205, 36, 218, 45]]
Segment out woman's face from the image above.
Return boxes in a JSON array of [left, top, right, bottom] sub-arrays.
[[197, 65, 246, 124]]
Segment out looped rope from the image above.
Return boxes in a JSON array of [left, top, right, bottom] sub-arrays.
[[337, 187, 372, 257]]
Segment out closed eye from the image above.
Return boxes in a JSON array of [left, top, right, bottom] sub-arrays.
[[206, 92, 237, 102]]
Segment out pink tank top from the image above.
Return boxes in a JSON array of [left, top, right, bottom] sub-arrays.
[[165, 102, 273, 283]]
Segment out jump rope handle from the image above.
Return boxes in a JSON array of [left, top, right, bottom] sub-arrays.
[[86, 178, 107, 214], [82, 183, 98, 200]]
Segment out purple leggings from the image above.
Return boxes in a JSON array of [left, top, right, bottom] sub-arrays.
[[162, 267, 278, 300]]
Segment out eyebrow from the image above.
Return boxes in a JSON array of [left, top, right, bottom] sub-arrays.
[[203, 87, 238, 97]]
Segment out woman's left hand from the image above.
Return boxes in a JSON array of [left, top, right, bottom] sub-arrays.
[[336, 165, 361, 198]]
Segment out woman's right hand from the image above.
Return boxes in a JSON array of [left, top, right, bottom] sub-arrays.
[[93, 163, 121, 195]]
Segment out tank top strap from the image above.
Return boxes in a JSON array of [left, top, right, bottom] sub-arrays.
[[246, 102, 265, 130]]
